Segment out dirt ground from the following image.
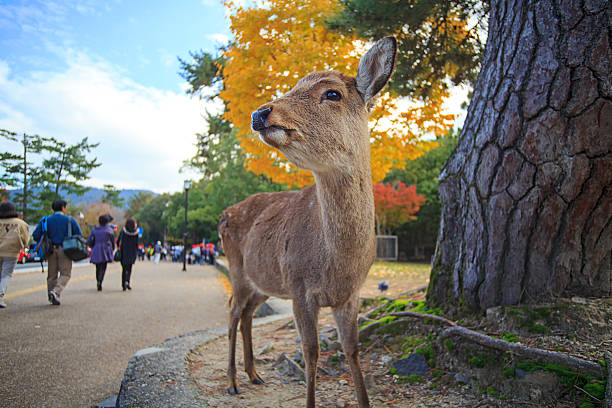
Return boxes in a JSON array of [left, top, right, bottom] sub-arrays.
[[188, 262, 503, 407]]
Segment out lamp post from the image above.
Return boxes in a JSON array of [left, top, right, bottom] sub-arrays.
[[182, 180, 191, 271]]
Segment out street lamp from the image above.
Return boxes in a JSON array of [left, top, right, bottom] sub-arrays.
[[182, 180, 192, 271]]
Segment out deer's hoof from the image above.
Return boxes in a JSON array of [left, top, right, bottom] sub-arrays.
[[252, 377, 264, 385], [227, 386, 240, 395]]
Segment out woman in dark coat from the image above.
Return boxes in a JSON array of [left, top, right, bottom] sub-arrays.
[[117, 218, 139, 291], [87, 214, 115, 291]]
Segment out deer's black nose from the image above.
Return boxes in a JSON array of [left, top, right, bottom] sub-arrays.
[[251, 107, 272, 131]]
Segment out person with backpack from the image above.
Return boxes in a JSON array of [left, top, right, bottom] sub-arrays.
[[0, 202, 30, 308], [116, 218, 139, 291], [87, 214, 115, 291], [32, 199, 83, 306]]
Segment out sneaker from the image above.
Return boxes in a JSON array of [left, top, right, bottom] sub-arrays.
[[0, 295, 6, 308], [49, 290, 61, 306], [48, 291, 53, 304]]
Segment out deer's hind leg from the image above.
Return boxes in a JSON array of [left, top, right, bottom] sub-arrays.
[[240, 292, 268, 384], [227, 289, 246, 394]]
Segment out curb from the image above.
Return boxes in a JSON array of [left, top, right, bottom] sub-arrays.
[[116, 259, 293, 407]]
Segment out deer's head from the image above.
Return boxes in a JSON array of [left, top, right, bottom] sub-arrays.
[[251, 37, 397, 174]]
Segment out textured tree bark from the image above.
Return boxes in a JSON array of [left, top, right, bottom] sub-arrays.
[[429, 0, 611, 315]]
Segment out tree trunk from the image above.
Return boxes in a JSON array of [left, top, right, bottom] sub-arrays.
[[429, 0, 611, 315]]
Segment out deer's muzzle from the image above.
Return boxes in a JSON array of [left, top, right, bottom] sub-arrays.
[[251, 107, 272, 131]]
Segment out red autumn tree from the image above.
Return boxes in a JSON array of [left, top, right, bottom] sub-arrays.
[[373, 181, 426, 235]]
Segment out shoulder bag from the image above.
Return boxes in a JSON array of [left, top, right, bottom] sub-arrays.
[[62, 216, 88, 261]]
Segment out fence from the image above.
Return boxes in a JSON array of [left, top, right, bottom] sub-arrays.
[[376, 235, 398, 261]]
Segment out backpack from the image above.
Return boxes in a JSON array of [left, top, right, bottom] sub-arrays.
[[34, 217, 53, 260]]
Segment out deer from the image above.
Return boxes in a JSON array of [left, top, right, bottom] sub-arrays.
[[218, 36, 397, 408]]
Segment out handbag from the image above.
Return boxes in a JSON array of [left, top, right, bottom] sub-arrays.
[[62, 216, 88, 261], [114, 249, 121, 262]]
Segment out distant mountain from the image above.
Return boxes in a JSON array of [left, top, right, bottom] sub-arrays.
[[8, 187, 156, 209]]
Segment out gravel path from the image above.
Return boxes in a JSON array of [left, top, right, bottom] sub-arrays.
[[0, 261, 228, 408]]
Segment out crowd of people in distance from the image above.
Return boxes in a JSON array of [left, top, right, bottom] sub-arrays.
[[137, 241, 219, 266], [0, 198, 221, 308]]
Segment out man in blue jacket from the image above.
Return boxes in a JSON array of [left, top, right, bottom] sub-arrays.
[[33, 199, 82, 305]]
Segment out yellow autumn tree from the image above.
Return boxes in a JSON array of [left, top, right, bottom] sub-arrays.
[[221, 0, 455, 187]]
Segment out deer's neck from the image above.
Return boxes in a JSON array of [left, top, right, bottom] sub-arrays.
[[314, 166, 375, 256]]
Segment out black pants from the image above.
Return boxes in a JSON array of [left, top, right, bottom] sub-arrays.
[[122, 263, 133, 285], [95, 263, 107, 284]]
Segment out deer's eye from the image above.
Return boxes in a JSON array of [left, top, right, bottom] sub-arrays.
[[324, 90, 341, 101]]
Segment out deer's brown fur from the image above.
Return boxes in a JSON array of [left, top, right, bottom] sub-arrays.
[[219, 37, 397, 408]]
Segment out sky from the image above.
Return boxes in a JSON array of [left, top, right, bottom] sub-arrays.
[[0, 0, 229, 193], [0, 0, 468, 194]]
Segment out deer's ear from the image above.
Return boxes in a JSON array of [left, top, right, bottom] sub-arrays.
[[355, 36, 397, 105]]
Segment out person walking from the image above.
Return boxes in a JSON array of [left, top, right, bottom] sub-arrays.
[[87, 214, 115, 291], [117, 218, 139, 291], [0, 202, 30, 308], [153, 241, 162, 264], [32, 199, 83, 305]]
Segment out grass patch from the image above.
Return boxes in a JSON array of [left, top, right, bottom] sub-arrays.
[[398, 374, 425, 384], [358, 315, 397, 331]]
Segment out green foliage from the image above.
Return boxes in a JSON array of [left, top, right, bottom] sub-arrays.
[[503, 367, 515, 378], [358, 315, 397, 331], [414, 343, 434, 366], [388, 131, 458, 257], [178, 50, 225, 99], [398, 335, 426, 357], [496, 332, 520, 343], [1, 130, 100, 223], [506, 306, 553, 334], [102, 184, 124, 208], [443, 338, 454, 352], [469, 356, 485, 368], [327, 0, 487, 101], [408, 300, 444, 316], [398, 374, 425, 384]]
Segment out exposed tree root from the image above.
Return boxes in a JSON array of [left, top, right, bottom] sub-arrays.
[[440, 326, 604, 378], [390, 311, 457, 327], [359, 309, 605, 379]]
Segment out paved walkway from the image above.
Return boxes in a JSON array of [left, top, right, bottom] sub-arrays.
[[0, 261, 229, 408]]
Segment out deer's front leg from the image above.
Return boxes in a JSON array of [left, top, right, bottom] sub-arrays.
[[333, 295, 370, 408], [292, 299, 320, 408]]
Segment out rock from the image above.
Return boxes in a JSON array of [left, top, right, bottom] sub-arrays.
[[515, 368, 527, 379], [370, 353, 378, 362], [455, 373, 468, 384], [517, 370, 559, 400], [258, 343, 273, 355], [392, 353, 431, 377], [571, 296, 588, 304], [254, 302, 277, 317], [381, 355, 393, 364], [273, 353, 305, 381], [325, 351, 346, 370], [486, 306, 503, 322], [293, 350, 303, 364]]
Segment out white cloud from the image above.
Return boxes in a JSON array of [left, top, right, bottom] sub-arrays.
[[205, 33, 229, 46], [0, 52, 222, 193]]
